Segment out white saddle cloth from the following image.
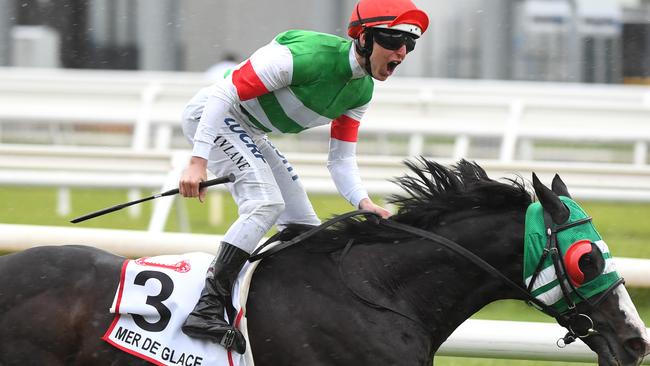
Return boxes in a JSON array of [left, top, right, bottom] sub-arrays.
[[102, 252, 260, 366]]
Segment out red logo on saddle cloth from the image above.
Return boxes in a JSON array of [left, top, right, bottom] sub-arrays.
[[134, 257, 191, 273]]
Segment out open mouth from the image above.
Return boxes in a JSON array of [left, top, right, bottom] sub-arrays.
[[387, 61, 401, 73]]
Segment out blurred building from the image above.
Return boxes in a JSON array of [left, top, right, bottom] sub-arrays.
[[1, 0, 649, 84]]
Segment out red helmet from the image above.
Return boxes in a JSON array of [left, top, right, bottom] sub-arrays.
[[347, 0, 429, 39]]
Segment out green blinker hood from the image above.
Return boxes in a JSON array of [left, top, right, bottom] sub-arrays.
[[523, 196, 621, 314]]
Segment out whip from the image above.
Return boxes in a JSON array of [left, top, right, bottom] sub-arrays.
[[70, 174, 235, 223]]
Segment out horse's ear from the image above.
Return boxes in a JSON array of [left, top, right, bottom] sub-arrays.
[[532, 173, 570, 224], [551, 174, 572, 198]]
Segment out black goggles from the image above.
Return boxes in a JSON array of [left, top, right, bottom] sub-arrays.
[[372, 29, 417, 53]]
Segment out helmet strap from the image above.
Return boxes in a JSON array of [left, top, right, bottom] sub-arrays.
[[353, 4, 375, 77], [355, 29, 374, 77]]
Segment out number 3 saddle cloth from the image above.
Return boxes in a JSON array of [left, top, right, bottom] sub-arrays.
[[102, 252, 258, 366]]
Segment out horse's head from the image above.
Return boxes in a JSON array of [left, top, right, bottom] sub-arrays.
[[531, 173, 650, 365]]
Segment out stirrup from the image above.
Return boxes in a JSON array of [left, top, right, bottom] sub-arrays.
[[220, 329, 237, 348]]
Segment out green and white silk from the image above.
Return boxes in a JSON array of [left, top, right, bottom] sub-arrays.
[[231, 30, 373, 134], [523, 196, 621, 314]]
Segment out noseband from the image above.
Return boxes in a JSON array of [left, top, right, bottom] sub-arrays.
[[250, 209, 625, 346]]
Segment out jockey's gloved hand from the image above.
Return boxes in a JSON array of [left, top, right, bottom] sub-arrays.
[[359, 197, 392, 219]]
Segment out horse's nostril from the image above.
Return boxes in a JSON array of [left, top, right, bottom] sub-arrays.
[[624, 337, 650, 358]]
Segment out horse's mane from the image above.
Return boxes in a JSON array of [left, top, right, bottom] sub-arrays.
[[388, 158, 532, 228], [299, 159, 532, 250]]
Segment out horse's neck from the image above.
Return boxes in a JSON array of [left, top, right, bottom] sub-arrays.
[[398, 210, 526, 349]]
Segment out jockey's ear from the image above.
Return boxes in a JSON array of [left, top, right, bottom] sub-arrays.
[[532, 173, 570, 224], [551, 174, 572, 198]]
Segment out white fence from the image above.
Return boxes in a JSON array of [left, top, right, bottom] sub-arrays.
[[1, 67, 650, 227], [2, 144, 650, 233], [367, 77, 650, 163], [1, 67, 649, 164], [1, 67, 649, 177], [0, 224, 648, 364], [0, 67, 201, 150], [0, 144, 198, 231]]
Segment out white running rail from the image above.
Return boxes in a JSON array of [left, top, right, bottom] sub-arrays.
[[2, 145, 650, 233]]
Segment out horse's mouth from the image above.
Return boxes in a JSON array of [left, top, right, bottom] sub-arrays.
[[592, 334, 649, 366], [624, 337, 650, 364]]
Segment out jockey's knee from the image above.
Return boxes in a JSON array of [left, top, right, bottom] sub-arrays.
[[256, 199, 286, 223], [240, 198, 286, 231]]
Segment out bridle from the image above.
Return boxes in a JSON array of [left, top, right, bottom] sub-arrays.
[[250, 209, 625, 346], [528, 212, 625, 346]]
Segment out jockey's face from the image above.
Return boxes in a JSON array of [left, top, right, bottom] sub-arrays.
[[360, 31, 409, 81]]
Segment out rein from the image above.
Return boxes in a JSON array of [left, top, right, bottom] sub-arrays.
[[249, 210, 380, 261], [249, 209, 624, 346]]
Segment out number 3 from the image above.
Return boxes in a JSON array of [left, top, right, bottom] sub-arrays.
[[132, 270, 174, 332]]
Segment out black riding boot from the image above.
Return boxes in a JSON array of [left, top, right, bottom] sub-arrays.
[[182, 242, 249, 354]]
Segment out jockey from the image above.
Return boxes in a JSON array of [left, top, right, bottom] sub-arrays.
[[178, 0, 429, 354]]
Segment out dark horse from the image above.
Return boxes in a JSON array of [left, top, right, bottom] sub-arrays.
[[0, 160, 648, 365]]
